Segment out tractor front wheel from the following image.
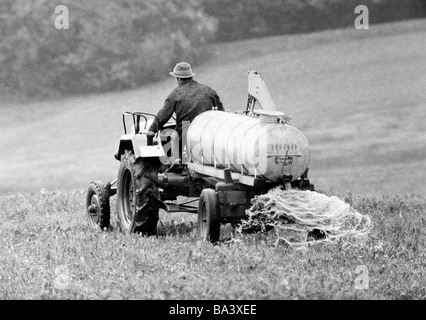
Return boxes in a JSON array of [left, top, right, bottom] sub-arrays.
[[85, 181, 111, 230], [197, 189, 221, 243]]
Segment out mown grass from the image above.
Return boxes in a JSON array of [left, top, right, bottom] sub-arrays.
[[1, 190, 425, 300]]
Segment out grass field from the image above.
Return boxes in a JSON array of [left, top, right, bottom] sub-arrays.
[[0, 20, 425, 301], [0, 190, 425, 300]]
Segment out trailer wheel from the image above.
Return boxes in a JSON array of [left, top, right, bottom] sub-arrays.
[[117, 150, 160, 235], [197, 189, 220, 243], [85, 181, 111, 230]]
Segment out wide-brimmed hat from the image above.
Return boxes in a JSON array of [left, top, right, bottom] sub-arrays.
[[169, 62, 196, 78]]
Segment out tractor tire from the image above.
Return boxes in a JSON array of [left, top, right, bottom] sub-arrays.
[[85, 181, 111, 230], [116, 150, 163, 236], [197, 188, 221, 243]]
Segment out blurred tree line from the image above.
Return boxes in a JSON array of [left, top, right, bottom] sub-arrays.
[[203, 0, 426, 42], [1, 0, 425, 99], [0, 0, 216, 98]]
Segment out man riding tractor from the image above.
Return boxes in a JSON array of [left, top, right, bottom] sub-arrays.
[[147, 62, 224, 162], [115, 62, 224, 236]]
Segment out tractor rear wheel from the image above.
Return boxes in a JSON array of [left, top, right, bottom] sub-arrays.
[[116, 150, 160, 235], [197, 188, 221, 243], [116, 151, 135, 233], [85, 181, 111, 230]]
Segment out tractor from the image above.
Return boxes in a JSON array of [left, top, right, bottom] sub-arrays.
[[85, 70, 314, 242]]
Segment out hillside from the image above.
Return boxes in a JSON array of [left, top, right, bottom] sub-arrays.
[[1, 19, 426, 195]]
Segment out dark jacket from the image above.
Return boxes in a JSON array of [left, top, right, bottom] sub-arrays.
[[149, 79, 224, 136]]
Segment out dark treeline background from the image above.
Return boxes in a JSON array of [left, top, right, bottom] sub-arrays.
[[1, 0, 425, 99], [205, 0, 426, 42]]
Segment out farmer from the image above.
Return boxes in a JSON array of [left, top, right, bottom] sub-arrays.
[[147, 62, 224, 162]]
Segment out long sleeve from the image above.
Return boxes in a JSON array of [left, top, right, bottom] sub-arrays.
[[149, 98, 176, 133], [212, 90, 224, 111]]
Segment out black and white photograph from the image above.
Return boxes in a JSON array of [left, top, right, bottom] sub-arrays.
[[0, 0, 425, 306]]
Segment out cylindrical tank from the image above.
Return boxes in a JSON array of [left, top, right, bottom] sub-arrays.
[[186, 110, 310, 182]]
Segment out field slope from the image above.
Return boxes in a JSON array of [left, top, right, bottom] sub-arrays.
[[1, 19, 426, 195]]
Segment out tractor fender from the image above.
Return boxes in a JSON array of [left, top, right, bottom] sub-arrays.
[[117, 135, 133, 161], [117, 134, 165, 160]]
